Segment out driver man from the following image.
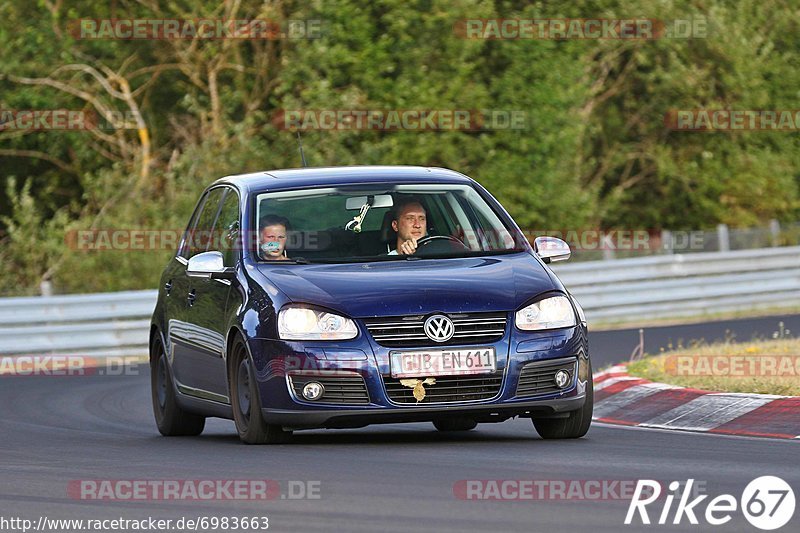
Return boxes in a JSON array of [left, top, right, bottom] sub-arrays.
[[388, 200, 427, 255]]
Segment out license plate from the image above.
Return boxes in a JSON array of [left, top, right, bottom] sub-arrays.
[[390, 348, 496, 378]]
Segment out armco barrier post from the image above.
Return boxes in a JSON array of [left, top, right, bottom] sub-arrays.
[[661, 230, 673, 255], [769, 219, 780, 247], [717, 224, 730, 252]]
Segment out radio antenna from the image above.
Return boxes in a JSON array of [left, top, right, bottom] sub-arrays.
[[296, 131, 308, 167]]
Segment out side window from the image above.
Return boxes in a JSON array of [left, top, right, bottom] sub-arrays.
[[212, 189, 241, 267], [184, 188, 225, 259], [177, 195, 206, 259], [426, 195, 453, 237], [457, 192, 514, 250]]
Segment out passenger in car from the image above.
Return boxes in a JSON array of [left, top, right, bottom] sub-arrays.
[[259, 214, 290, 260], [388, 199, 428, 256]]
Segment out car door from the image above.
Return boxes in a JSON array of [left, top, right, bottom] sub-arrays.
[[168, 187, 225, 398], [163, 194, 205, 365], [182, 186, 240, 400]]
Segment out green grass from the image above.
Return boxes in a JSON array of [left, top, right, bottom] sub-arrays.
[[626, 337, 800, 396]]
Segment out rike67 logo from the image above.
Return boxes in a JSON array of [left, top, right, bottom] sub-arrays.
[[625, 477, 795, 530]]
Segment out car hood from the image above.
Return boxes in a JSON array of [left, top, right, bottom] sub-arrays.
[[255, 253, 561, 318]]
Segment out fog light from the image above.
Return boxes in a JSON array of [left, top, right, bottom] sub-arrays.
[[554, 370, 570, 388], [302, 382, 325, 401]]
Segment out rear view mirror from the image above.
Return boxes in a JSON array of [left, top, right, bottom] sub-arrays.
[[533, 236, 571, 263], [346, 194, 394, 210]]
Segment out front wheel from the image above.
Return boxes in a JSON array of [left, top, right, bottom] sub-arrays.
[[532, 359, 593, 439], [150, 336, 205, 436], [229, 338, 292, 444]]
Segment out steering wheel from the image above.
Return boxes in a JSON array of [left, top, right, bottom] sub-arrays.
[[415, 235, 469, 255]]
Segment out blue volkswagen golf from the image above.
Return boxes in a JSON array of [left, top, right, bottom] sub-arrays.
[[150, 166, 592, 443]]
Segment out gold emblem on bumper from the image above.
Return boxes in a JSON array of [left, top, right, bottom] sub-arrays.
[[399, 377, 436, 402]]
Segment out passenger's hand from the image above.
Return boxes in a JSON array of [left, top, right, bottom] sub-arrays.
[[398, 239, 418, 255]]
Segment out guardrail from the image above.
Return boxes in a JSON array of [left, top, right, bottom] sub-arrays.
[[0, 246, 798, 355], [0, 291, 156, 356], [551, 245, 800, 322]]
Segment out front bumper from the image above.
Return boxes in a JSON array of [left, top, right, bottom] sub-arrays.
[[248, 323, 589, 430], [262, 394, 586, 429]]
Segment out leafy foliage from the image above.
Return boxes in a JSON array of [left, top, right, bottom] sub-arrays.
[[1, 0, 798, 295]]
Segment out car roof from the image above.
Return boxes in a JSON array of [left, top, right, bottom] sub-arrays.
[[213, 165, 475, 193]]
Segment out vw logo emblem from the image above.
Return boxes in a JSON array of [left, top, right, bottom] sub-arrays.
[[424, 314, 455, 343]]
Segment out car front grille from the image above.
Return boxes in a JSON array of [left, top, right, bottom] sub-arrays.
[[288, 372, 370, 404], [383, 373, 503, 404], [363, 312, 507, 348], [515, 357, 577, 397]]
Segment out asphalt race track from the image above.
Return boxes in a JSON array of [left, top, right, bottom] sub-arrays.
[[1, 317, 798, 533], [590, 313, 800, 369]]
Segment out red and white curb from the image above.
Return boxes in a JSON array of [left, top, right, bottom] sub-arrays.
[[593, 364, 800, 440]]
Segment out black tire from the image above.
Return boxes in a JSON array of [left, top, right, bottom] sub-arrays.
[[433, 418, 478, 432], [532, 358, 593, 439], [229, 337, 292, 445], [150, 336, 205, 436]]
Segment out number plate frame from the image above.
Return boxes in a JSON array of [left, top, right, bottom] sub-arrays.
[[390, 348, 497, 378]]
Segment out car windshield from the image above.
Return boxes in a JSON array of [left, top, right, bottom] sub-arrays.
[[254, 183, 526, 263]]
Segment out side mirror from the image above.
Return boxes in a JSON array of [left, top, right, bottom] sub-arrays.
[[187, 251, 235, 280], [533, 236, 571, 263]]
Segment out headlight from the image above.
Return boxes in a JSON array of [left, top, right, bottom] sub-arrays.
[[278, 306, 358, 340], [515, 296, 576, 330]]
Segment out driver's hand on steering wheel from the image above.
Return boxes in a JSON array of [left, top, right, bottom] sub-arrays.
[[398, 238, 418, 255]]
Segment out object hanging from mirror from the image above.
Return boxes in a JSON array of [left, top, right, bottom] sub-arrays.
[[345, 202, 371, 233]]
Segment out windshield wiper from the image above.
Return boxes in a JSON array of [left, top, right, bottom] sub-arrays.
[[286, 257, 311, 264]]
